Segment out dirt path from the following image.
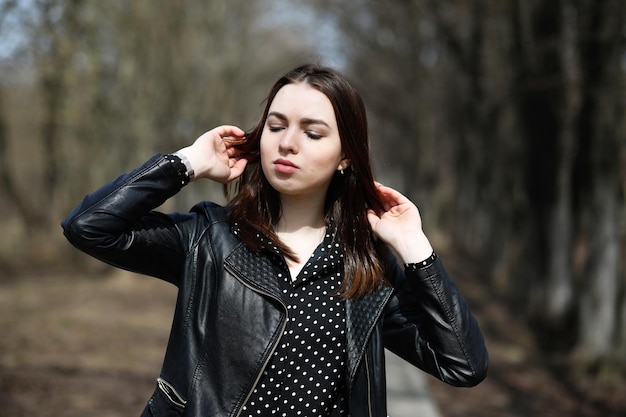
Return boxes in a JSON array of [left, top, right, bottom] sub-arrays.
[[1, 261, 624, 417], [0, 270, 176, 416]]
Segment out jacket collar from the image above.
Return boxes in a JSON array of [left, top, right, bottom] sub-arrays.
[[224, 243, 283, 299], [345, 284, 394, 383], [224, 243, 394, 384]]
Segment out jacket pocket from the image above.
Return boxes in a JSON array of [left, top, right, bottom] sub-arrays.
[[141, 377, 187, 417]]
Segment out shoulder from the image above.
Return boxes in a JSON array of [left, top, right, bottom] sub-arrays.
[[186, 201, 240, 250], [190, 201, 231, 223]]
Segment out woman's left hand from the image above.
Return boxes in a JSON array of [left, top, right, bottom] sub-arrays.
[[367, 182, 434, 264]]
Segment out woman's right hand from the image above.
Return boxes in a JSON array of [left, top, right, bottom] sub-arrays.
[[175, 125, 249, 184]]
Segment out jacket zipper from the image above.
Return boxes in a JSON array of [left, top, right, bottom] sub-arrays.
[[157, 377, 187, 409], [224, 264, 289, 417], [364, 353, 374, 417]]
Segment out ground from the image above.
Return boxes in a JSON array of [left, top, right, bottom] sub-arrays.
[[427, 253, 626, 417], [0, 255, 624, 417]]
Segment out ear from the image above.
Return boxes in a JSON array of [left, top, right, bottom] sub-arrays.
[[337, 158, 351, 172]]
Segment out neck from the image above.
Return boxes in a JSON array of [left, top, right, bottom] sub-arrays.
[[276, 194, 326, 233], [275, 194, 327, 277]]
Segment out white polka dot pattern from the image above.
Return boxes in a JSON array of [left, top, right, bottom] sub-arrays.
[[241, 228, 349, 416]]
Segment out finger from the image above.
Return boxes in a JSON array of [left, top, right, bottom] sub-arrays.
[[227, 158, 249, 181], [215, 125, 246, 139], [366, 209, 380, 229], [374, 182, 399, 200], [372, 182, 391, 211], [376, 183, 410, 206], [374, 184, 398, 212], [226, 146, 241, 157]]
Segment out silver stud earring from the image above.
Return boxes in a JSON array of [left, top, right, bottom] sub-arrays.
[[340, 169, 344, 175]]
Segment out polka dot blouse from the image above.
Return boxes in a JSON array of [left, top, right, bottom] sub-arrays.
[[240, 226, 349, 416]]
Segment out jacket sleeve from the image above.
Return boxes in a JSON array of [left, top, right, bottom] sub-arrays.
[[61, 154, 195, 286], [382, 254, 489, 387]]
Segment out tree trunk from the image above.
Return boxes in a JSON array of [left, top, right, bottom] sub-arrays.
[[0, 84, 44, 228], [579, 179, 621, 362], [509, 0, 578, 342], [574, 0, 625, 367], [544, 0, 580, 324]]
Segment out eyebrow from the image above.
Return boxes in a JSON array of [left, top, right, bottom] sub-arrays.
[[267, 111, 330, 128]]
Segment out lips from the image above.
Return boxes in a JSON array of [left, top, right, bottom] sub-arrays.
[[273, 158, 299, 174]]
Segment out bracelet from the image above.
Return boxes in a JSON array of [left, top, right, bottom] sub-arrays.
[[404, 251, 437, 271], [173, 152, 195, 182], [165, 153, 194, 186]]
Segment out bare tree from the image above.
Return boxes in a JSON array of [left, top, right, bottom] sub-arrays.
[[574, 0, 625, 366], [0, 0, 45, 228], [0, 0, 320, 264], [310, 0, 626, 371], [508, 0, 579, 345]]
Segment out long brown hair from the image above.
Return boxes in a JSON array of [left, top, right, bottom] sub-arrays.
[[226, 64, 389, 298]]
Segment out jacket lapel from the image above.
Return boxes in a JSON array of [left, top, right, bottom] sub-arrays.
[[225, 240, 395, 386], [345, 284, 394, 383], [224, 243, 283, 300]]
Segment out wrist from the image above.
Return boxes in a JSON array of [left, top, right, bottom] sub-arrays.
[[405, 251, 437, 270], [393, 232, 434, 264]]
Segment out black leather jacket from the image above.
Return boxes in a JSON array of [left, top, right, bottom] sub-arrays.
[[61, 154, 488, 417]]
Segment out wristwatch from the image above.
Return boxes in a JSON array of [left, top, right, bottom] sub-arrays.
[[172, 151, 195, 182], [165, 152, 195, 185]]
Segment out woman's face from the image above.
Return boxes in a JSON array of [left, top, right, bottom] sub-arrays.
[[260, 83, 348, 200]]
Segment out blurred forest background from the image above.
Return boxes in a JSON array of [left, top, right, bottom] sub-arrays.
[[0, 0, 625, 415]]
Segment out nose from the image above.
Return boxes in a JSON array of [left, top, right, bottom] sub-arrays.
[[278, 128, 298, 154]]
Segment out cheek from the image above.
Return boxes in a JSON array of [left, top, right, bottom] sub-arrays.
[[319, 144, 344, 168], [307, 151, 343, 178], [259, 150, 271, 177], [259, 134, 271, 161]]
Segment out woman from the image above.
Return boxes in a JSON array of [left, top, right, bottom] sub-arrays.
[[62, 64, 488, 417]]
